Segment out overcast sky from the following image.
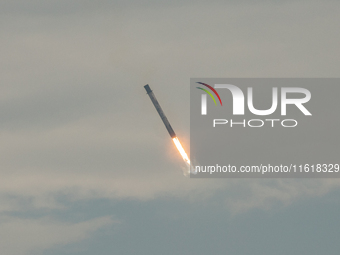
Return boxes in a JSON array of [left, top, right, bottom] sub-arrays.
[[0, 1, 340, 254]]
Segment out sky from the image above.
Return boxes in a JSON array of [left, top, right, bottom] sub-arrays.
[[0, 0, 340, 254]]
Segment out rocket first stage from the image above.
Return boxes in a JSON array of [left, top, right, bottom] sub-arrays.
[[144, 84, 176, 138], [144, 84, 193, 175]]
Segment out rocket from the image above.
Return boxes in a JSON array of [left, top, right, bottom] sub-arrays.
[[144, 84, 193, 175], [144, 84, 176, 138]]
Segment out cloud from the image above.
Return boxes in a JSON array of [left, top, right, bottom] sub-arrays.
[[0, 2, 339, 255], [0, 0, 338, 231], [224, 179, 340, 214], [0, 215, 116, 255]]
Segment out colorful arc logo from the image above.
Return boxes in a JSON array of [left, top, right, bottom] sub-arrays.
[[196, 82, 222, 106]]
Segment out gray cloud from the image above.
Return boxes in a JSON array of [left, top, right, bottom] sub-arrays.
[[0, 215, 115, 255], [0, 1, 339, 253]]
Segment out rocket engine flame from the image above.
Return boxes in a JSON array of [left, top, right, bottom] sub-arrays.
[[172, 137, 197, 176], [172, 137, 190, 165]]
